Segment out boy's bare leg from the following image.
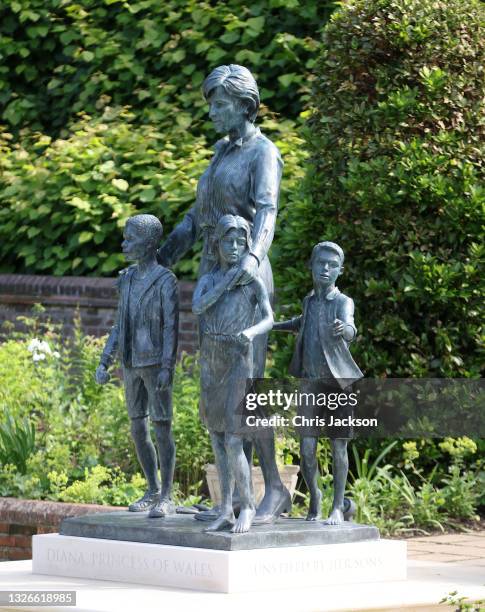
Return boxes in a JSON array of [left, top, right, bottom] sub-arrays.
[[226, 434, 255, 533], [205, 431, 235, 532], [324, 438, 348, 525], [300, 436, 322, 521], [152, 421, 175, 500], [130, 416, 160, 492], [129, 416, 160, 511], [149, 420, 176, 517]]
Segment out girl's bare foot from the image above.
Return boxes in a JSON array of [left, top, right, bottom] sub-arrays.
[[231, 507, 256, 533]]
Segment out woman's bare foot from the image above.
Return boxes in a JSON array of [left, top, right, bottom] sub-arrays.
[[204, 509, 235, 532], [253, 487, 291, 525], [231, 507, 256, 533], [306, 489, 323, 521], [323, 507, 345, 525]]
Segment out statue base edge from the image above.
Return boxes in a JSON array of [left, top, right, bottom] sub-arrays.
[[59, 511, 378, 551], [32, 533, 407, 593]]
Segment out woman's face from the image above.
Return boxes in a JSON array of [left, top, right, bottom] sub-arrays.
[[208, 86, 246, 134], [218, 227, 248, 265]]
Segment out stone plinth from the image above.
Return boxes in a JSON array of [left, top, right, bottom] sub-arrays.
[[32, 533, 406, 593]]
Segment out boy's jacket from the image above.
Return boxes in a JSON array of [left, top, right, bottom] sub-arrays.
[[281, 288, 363, 388], [101, 265, 178, 370]]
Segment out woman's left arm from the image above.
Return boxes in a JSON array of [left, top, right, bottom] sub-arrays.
[[238, 142, 283, 282], [238, 278, 274, 344], [250, 143, 283, 265]]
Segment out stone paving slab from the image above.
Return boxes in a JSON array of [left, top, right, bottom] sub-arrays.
[[1, 558, 485, 612], [407, 530, 485, 564]]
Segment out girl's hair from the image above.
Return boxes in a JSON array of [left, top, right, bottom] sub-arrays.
[[213, 214, 252, 256], [203, 65, 260, 123]]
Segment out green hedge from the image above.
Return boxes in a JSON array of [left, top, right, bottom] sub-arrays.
[[0, 111, 305, 277], [0, 0, 334, 136], [273, 0, 484, 378], [0, 0, 319, 277]]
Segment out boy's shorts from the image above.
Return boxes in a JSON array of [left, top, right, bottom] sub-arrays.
[[296, 378, 353, 439], [123, 365, 172, 422]]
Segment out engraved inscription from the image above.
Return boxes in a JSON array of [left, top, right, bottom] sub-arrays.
[[251, 556, 384, 577], [46, 548, 214, 578]]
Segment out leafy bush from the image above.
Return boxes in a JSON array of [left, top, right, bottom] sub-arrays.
[[0, 109, 210, 277], [0, 315, 482, 527], [0, 109, 305, 277], [0, 316, 212, 501], [274, 0, 484, 377], [0, 411, 35, 474], [0, 0, 334, 136]]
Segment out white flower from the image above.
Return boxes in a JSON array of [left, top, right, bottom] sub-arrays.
[[27, 339, 42, 353], [53, 351, 60, 359], [32, 352, 46, 362], [38, 340, 52, 354]]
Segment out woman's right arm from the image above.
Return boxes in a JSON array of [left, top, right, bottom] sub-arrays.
[[157, 208, 197, 267], [192, 269, 239, 315]]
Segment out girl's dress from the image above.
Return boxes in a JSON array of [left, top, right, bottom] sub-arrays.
[[197, 272, 259, 433]]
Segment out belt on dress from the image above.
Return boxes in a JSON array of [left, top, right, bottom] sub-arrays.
[[203, 332, 237, 341]]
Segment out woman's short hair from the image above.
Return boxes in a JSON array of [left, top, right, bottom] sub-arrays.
[[213, 214, 252, 251], [203, 65, 260, 123]]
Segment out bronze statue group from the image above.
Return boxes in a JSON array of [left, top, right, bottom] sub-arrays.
[[96, 65, 362, 534]]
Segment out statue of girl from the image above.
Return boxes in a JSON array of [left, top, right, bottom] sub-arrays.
[[192, 214, 273, 533]]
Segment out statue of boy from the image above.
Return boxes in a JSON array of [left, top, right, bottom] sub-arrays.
[[95, 214, 178, 518], [273, 241, 363, 524]]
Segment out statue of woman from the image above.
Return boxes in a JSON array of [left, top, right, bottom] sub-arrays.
[[158, 64, 291, 524]]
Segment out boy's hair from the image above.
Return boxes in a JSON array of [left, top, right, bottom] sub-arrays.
[[213, 214, 252, 253], [310, 241, 345, 266], [126, 214, 163, 249]]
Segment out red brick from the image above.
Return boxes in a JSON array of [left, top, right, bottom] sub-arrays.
[[3, 548, 31, 561], [37, 526, 57, 534], [13, 534, 33, 548], [10, 524, 36, 536], [0, 535, 15, 546], [0, 273, 198, 352], [0, 522, 10, 534]]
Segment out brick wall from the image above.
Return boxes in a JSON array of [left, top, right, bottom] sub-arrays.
[[0, 498, 122, 561], [0, 274, 198, 356]]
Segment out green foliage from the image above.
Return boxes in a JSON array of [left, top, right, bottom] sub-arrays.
[[440, 592, 485, 611], [0, 411, 35, 474], [0, 0, 334, 136], [0, 315, 211, 502], [47, 466, 146, 506], [0, 108, 211, 277], [0, 316, 482, 528], [290, 437, 482, 535], [0, 0, 324, 277], [0, 109, 305, 278], [171, 354, 212, 494], [274, 0, 485, 377]]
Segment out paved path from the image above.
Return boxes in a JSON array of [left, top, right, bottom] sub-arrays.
[[407, 529, 485, 567]]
